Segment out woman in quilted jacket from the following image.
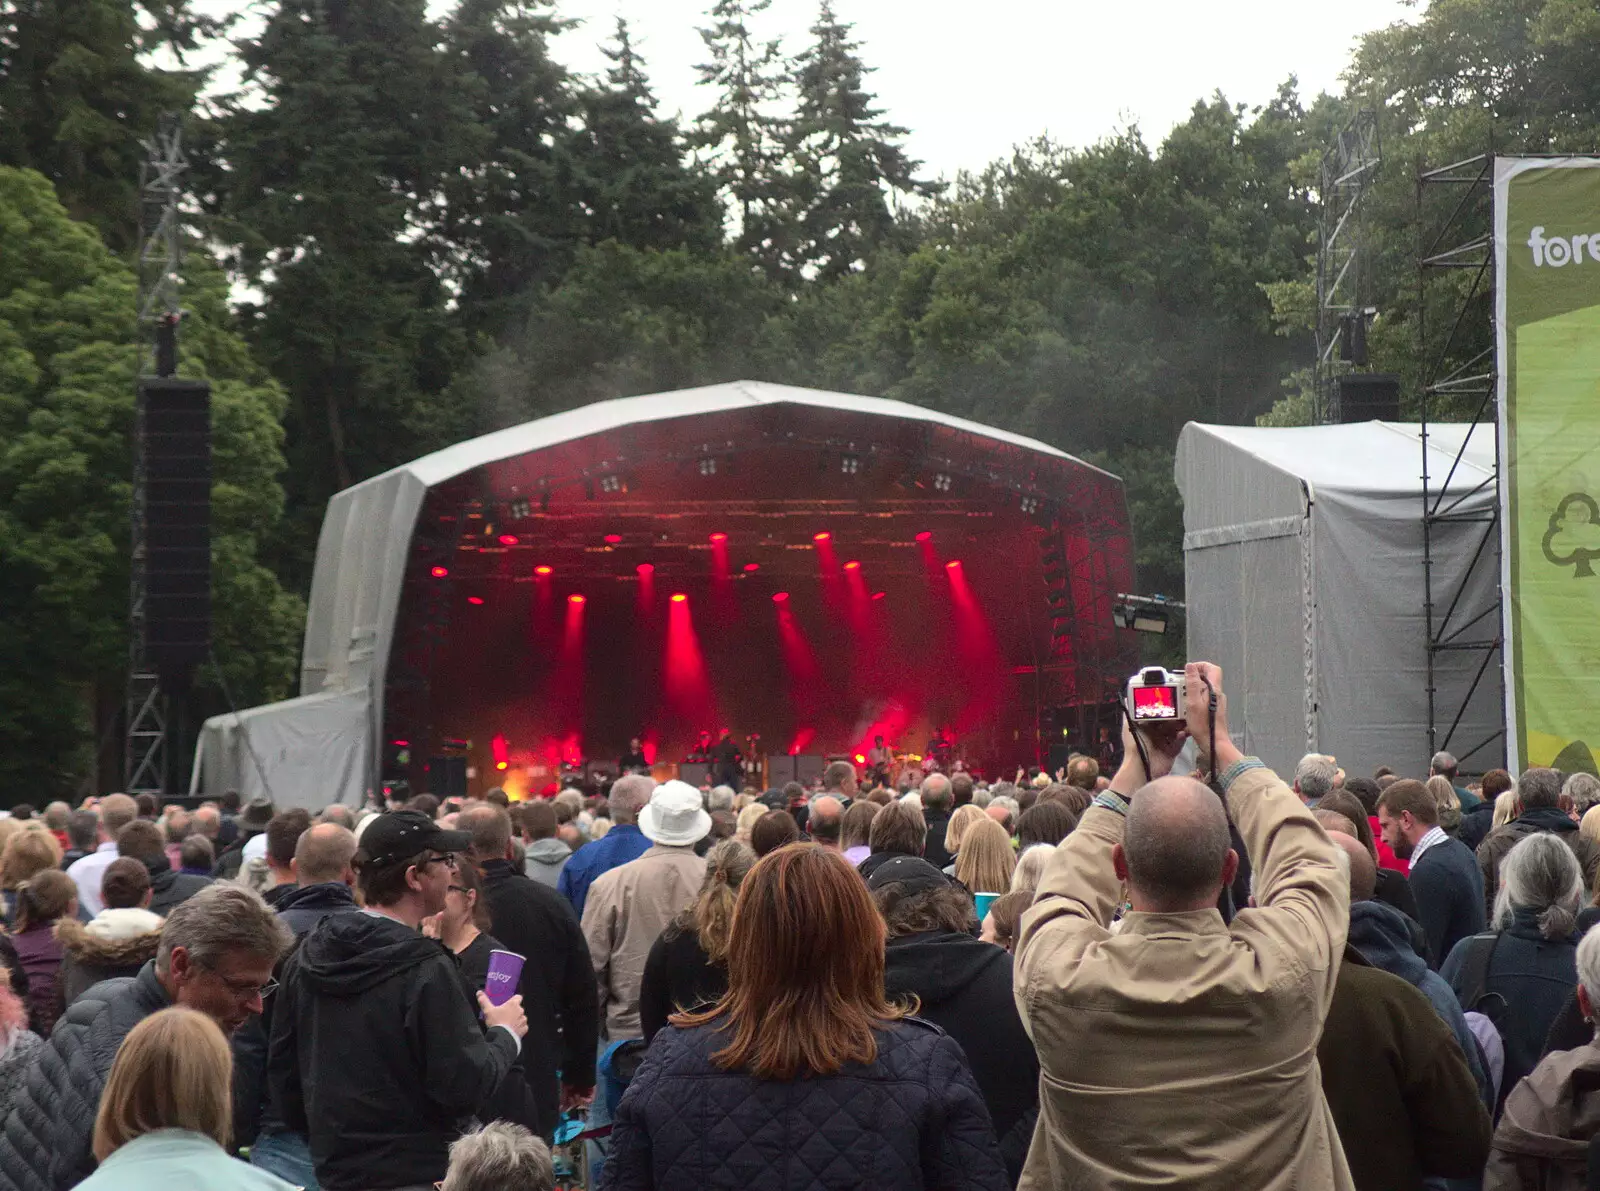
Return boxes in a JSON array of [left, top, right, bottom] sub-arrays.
[[602, 842, 1010, 1191]]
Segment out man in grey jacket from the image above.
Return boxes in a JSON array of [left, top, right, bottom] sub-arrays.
[[518, 800, 571, 889]]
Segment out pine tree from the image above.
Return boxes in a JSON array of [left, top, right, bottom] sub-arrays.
[[0, 0, 207, 249], [691, 0, 794, 274], [788, 1, 937, 279], [572, 19, 720, 254], [437, 0, 579, 335]]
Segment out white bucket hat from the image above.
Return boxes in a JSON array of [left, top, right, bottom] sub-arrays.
[[638, 780, 713, 847]]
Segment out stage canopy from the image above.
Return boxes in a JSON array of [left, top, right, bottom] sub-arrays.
[[196, 381, 1136, 806], [1177, 419, 1500, 780]]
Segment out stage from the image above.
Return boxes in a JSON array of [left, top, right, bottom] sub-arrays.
[[194, 382, 1139, 806]]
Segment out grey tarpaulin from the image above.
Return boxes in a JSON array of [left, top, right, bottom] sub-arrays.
[[1175, 420, 1501, 780], [193, 381, 1117, 802], [191, 687, 371, 808]]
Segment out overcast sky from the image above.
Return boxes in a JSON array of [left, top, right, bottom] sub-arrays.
[[551, 0, 1415, 180]]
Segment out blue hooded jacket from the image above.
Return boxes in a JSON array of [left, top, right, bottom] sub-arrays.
[[1348, 898, 1492, 1110]]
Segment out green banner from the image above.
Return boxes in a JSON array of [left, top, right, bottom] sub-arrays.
[[1499, 158, 1600, 774]]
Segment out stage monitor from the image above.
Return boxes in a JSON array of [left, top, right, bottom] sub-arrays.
[[766, 755, 796, 786], [795, 754, 825, 786], [678, 762, 711, 788]]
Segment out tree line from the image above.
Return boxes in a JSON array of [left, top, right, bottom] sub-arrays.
[[2, 0, 1595, 795]]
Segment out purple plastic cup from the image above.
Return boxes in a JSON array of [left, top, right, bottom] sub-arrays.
[[484, 949, 525, 1006]]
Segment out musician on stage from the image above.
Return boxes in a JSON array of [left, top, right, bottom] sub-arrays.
[[619, 736, 649, 774], [866, 735, 894, 788], [712, 730, 743, 788]]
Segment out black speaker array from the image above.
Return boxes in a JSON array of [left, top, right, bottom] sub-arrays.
[[1336, 373, 1401, 423], [137, 378, 212, 685]]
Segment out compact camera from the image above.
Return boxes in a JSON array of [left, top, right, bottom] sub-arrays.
[[1126, 666, 1186, 724]]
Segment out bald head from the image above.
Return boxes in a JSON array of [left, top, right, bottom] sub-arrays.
[[921, 773, 953, 813], [294, 823, 358, 886], [1330, 831, 1376, 903], [1117, 777, 1234, 912]]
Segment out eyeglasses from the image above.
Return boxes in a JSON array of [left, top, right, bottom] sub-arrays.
[[413, 853, 459, 873], [220, 974, 278, 1000], [447, 885, 470, 895]]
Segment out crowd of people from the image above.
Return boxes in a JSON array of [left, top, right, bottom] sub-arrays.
[[2, 664, 1600, 1188]]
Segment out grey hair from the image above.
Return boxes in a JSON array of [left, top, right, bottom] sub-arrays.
[[920, 773, 953, 812], [442, 1122, 553, 1191], [1431, 751, 1459, 778], [1577, 927, 1600, 1011], [972, 789, 993, 809], [1564, 773, 1600, 816], [1011, 843, 1056, 893], [1295, 754, 1338, 801], [1494, 833, 1583, 940], [156, 883, 291, 972], [608, 775, 655, 825], [707, 786, 735, 813], [1519, 768, 1563, 809]]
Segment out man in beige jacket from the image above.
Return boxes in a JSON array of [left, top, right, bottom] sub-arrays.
[[1015, 662, 1351, 1190], [581, 779, 711, 1041]]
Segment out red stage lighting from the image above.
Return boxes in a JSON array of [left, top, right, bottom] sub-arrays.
[[813, 531, 831, 542], [670, 592, 688, 603], [854, 753, 866, 764], [603, 533, 622, 544], [498, 534, 519, 546], [430, 565, 449, 578], [709, 532, 727, 543], [534, 565, 553, 576], [568, 593, 585, 605], [915, 531, 932, 542], [636, 563, 654, 576], [871, 591, 886, 600], [946, 559, 961, 570], [772, 592, 789, 603], [843, 560, 861, 571], [467, 595, 485, 605], [496, 761, 508, 770], [743, 563, 760, 573]]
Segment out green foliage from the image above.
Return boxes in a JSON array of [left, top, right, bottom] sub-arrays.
[[0, 166, 301, 797]]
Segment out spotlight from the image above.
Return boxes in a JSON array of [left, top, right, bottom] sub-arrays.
[[498, 534, 518, 546], [854, 753, 866, 764], [844, 560, 861, 571], [698, 457, 718, 477], [430, 565, 449, 578], [772, 592, 789, 603], [599, 474, 623, 493], [604, 534, 622, 545], [509, 498, 531, 519], [709, 532, 727, 544], [534, 565, 553, 577], [670, 593, 688, 603], [933, 472, 953, 492], [840, 454, 860, 475], [915, 531, 932, 542], [496, 761, 508, 771], [636, 563, 655, 576], [813, 531, 831, 543], [743, 563, 760, 573], [467, 596, 485, 605], [871, 591, 886, 601], [568, 594, 586, 605], [1019, 494, 1040, 515], [945, 559, 961, 570]]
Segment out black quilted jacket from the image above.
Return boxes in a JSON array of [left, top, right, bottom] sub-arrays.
[[602, 1016, 1011, 1191], [0, 961, 171, 1191]]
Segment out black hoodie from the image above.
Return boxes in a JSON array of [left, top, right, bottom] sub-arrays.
[[268, 911, 519, 1191], [883, 930, 1038, 1183]]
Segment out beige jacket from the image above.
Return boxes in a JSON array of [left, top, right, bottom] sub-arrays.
[[1484, 1036, 1600, 1191], [1014, 764, 1352, 1191], [582, 843, 705, 1040]]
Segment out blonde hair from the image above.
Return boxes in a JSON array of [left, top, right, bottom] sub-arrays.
[[1583, 804, 1600, 851], [1011, 842, 1057, 893], [92, 1008, 232, 1161], [690, 839, 756, 964], [734, 803, 765, 843], [1494, 789, 1518, 830], [1426, 775, 1460, 813], [943, 804, 985, 856], [2, 826, 62, 890], [0, 819, 22, 858], [589, 818, 612, 840], [954, 817, 1015, 895]]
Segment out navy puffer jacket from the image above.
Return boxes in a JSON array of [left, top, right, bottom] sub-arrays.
[[602, 1015, 1010, 1191], [0, 961, 171, 1191]]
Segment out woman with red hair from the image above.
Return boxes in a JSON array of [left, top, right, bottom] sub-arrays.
[[604, 843, 1008, 1191]]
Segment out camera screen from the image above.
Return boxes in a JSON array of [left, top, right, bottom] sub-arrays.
[[1131, 684, 1178, 719]]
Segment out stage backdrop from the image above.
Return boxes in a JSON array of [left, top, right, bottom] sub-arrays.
[[1497, 157, 1600, 775]]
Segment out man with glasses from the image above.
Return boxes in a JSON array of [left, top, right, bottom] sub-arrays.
[[269, 810, 529, 1191], [0, 883, 292, 1191]]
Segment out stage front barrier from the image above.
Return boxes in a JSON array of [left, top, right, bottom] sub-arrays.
[[1497, 157, 1600, 774]]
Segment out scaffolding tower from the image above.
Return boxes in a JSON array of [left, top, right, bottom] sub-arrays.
[[1314, 109, 1381, 424]]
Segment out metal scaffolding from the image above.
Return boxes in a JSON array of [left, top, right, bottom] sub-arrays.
[[1314, 109, 1381, 424], [1417, 153, 1504, 769]]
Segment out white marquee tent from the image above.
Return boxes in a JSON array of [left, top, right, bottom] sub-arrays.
[[1176, 420, 1502, 780]]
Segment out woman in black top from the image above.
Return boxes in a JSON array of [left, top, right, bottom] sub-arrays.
[[639, 839, 754, 1043], [426, 858, 499, 991]]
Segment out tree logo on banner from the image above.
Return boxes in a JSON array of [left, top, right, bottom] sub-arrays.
[[1543, 493, 1600, 578]]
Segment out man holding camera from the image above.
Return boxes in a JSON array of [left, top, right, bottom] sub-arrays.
[[1015, 663, 1351, 1190]]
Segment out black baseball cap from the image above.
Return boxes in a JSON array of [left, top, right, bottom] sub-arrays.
[[358, 811, 471, 869], [866, 855, 954, 895]]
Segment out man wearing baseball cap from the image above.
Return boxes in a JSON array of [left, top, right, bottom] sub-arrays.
[[267, 811, 529, 1191]]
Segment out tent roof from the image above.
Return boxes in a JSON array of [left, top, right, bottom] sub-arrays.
[[1184, 421, 1495, 500], [365, 379, 1113, 494]]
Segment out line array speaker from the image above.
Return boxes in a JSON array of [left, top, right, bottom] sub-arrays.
[[138, 378, 212, 683]]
